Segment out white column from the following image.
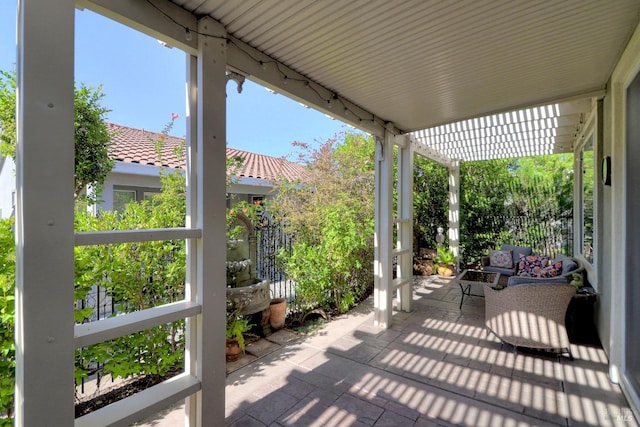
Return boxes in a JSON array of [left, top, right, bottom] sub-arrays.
[[374, 132, 394, 328], [396, 139, 413, 312], [449, 161, 460, 271], [15, 0, 75, 425], [185, 53, 199, 426], [191, 17, 228, 425]]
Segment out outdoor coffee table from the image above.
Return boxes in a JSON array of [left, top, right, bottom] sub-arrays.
[[457, 269, 501, 309]]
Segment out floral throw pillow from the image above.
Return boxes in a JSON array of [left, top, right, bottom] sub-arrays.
[[540, 260, 563, 278], [489, 249, 513, 268], [517, 255, 549, 277]]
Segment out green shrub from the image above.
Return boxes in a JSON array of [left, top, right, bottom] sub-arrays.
[[272, 133, 375, 314], [0, 218, 15, 421]]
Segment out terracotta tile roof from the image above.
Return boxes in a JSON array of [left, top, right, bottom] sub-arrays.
[[107, 123, 307, 182], [108, 123, 185, 169], [226, 148, 307, 182]]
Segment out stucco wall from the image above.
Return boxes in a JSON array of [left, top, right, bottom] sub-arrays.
[[0, 156, 15, 219]]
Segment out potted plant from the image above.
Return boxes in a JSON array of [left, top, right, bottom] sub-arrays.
[[435, 245, 457, 277], [570, 272, 583, 290], [226, 307, 252, 362]]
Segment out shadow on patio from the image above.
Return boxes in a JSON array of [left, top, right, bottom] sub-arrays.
[[139, 276, 637, 426]]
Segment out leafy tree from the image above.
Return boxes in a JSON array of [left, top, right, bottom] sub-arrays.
[[271, 133, 375, 314], [413, 156, 448, 250], [0, 71, 15, 161], [456, 155, 575, 264], [459, 158, 516, 263], [0, 70, 114, 198], [0, 218, 15, 422], [73, 85, 114, 197]]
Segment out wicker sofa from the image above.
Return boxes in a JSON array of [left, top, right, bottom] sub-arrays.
[[481, 244, 583, 287], [483, 283, 575, 358]]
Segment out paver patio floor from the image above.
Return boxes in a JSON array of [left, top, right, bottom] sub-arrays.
[[137, 276, 637, 426]]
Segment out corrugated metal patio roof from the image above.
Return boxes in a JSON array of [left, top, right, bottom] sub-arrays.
[[165, 0, 639, 161]]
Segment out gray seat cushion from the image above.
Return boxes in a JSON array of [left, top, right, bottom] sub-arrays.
[[552, 254, 578, 275], [502, 244, 533, 268]]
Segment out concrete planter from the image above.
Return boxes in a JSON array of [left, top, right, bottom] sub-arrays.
[[226, 278, 271, 315]]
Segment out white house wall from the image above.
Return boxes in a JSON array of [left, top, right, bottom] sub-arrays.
[[0, 156, 15, 219], [602, 16, 640, 419], [99, 162, 275, 211], [100, 167, 168, 211]]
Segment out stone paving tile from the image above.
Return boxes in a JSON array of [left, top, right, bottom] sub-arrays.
[[383, 400, 421, 421], [275, 375, 317, 400], [277, 391, 339, 426], [289, 368, 352, 395], [330, 393, 385, 425], [339, 342, 385, 364], [226, 414, 267, 427], [246, 338, 281, 358], [267, 329, 299, 345], [373, 409, 415, 426], [244, 389, 299, 425], [227, 352, 259, 374], [138, 276, 638, 427], [413, 416, 454, 427], [284, 342, 324, 366]]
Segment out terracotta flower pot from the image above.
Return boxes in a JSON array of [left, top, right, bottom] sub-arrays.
[[437, 264, 455, 277], [226, 338, 242, 362], [269, 298, 287, 330]]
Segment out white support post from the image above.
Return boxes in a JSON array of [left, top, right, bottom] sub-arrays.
[[185, 53, 199, 426], [191, 17, 228, 426], [374, 132, 394, 328], [15, 0, 76, 425], [396, 139, 413, 312], [449, 161, 460, 271]]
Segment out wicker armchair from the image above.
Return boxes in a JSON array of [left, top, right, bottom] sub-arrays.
[[483, 283, 575, 358]]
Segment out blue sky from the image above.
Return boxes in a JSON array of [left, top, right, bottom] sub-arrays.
[[0, 3, 355, 159]]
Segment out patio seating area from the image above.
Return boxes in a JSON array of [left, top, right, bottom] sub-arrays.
[[138, 276, 636, 427]]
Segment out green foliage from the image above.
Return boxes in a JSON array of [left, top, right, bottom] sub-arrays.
[[0, 70, 114, 199], [413, 156, 449, 249], [74, 171, 187, 385], [0, 115, 262, 418], [74, 84, 114, 197], [456, 155, 575, 263], [272, 133, 375, 313], [225, 308, 252, 351], [0, 218, 15, 420], [435, 245, 456, 266], [570, 272, 583, 290], [459, 159, 516, 263], [0, 71, 16, 159]]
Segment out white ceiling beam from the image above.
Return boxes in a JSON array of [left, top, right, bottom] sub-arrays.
[[78, 0, 392, 138], [408, 134, 456, 168], [77, 0, 199, 54], [226, 35, 389, 137]]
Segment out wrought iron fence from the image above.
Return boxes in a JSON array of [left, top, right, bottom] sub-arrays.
[[254, 211, 296, 304], [500, 213, 573, 258]]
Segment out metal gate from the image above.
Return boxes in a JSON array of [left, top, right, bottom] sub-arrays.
[[254, 211, 296, 303]]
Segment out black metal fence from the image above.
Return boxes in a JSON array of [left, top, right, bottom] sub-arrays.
[[498, 213, 573, 258], [254, 211, 296, 303]]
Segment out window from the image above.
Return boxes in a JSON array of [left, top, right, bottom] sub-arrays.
[[113, 189, 136, 214], [113, 186, 160, 214], [580, 135, 594, 264]]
